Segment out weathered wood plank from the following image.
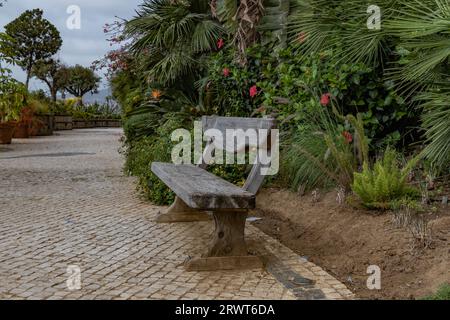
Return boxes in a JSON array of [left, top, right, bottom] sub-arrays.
[[151, 162, 256, 209], [201, 116, 277, 195], [202, 116, 276, 133]]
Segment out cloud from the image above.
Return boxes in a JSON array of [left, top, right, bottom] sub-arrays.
[[0, 0, 142, 90]]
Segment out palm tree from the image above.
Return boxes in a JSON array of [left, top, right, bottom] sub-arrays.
[[288, 0, 450, 171], [124, 0, 225, 86], [384, 0, 450, 171], [211, 0, 265, 64]]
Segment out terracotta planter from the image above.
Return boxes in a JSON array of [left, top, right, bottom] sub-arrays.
[[28, 121, 40, 136], [0, 122, 15, 144], [36, 114, 54, 136], [13, 123, 30, 139]]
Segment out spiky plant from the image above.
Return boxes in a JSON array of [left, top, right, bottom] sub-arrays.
[[289, 0, 450, 172], [352, 148, 420, 209], [125, 0, 225, 86], [384, 0, 450, 171], [288, 0, 396, 67]]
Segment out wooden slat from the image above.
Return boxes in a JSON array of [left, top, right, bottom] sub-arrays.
[[201, 116, 277, 196], [151, 162, 256, 210], [202, 116, 276, 138]]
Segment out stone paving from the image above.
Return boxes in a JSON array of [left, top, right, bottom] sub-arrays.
[[0, 129, 354, 300]]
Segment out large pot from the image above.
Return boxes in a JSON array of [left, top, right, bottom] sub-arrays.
[[28, 121, 40, 137], [13, 123, 30, 139], [36, 114, 54, 136], [0, 122, 15, 144]]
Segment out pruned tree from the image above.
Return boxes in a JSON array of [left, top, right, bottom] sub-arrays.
[[62, 65, 101, 105], [3, 9, 62, 89], [32, 59, 67, 102]]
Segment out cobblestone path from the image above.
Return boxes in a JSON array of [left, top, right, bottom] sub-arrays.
[[0, 129, 354, 300]]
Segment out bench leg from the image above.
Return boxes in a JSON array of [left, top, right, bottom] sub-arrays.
[[185, 210, 263, 271], [156, 196, 212, 223]]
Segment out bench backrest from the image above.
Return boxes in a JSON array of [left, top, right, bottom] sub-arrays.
[[199, 116, 277, 195]]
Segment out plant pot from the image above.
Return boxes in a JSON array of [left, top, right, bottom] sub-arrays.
[[28, 121, 40, 136], [36, 114, 54, 136], [0, 122, 15, 144], [13, 123, 30, 139], [54, 115, 73, 131]]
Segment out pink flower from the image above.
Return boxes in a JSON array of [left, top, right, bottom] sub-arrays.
[[249, 85, 258, 98], [342, 131, 353, 144], [222, 68, 230, 77], [217, 38, 224, 49], [320, 93, 331, 106]]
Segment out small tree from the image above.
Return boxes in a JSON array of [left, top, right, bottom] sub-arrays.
[[3, 9, 62, 89], [32, 59, 67, 102], [62, 65, 101, 105]]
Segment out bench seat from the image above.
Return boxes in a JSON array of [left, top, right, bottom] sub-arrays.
[[151, 162, 256, 210]]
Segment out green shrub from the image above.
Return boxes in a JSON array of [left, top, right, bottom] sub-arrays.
[[123, 112, 160, 143], [422, 284, 450, 300], [280, 106, 369, 192], [124, 115, 188, 205], [352, 149, 419, 209], [208, 164, 249, 188]]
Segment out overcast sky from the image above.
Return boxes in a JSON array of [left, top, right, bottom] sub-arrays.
[[0, 0, 142, 91]]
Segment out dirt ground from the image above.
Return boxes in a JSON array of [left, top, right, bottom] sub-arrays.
[[252, 188, 450, 300]]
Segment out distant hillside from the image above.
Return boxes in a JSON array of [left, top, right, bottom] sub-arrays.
[[82, 88, 112, 104]]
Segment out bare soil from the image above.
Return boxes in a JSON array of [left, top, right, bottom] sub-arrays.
[[252, 188, 450, 300]]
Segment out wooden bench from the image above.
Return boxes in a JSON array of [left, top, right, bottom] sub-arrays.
[[151, 116, 277, 271]]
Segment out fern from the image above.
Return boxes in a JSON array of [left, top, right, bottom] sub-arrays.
[[352, 148, 419, 209]]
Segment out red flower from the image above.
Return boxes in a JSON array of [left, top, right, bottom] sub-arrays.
[[320, 93, 331, 106], [222, 68, 230, 77], [249, 85, 258, 98], [342, 131, 353, 144], [217, 38, 224, 49]]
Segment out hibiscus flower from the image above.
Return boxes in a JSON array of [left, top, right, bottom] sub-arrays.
[[249, 85, 258, 98], [320, 93, 331, 106]]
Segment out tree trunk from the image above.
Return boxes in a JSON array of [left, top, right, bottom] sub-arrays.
[[206, 210, 248, 257], [25, 69, 31, 90], [51, 88, 57, 102]]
